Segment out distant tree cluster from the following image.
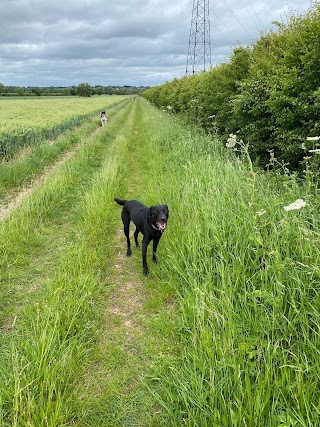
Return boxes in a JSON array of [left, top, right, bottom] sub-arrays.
[[143, 2, 320, 170], [0, 83, 149, 97]]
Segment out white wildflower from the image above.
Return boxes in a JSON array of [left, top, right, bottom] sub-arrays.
[[208, 115, 215, 119], [268, 149, 275, 161], [309, 149, 320, 154], [306, 136, 320, 141], [283, 199, 306, 211], [226, 133, 237, 148], [256, 209, 266, 216], [166, 105, 172, 110], [301, 143, 307, 150]]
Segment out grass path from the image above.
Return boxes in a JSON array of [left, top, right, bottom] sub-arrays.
[[0, 97, 175, 426], [0, 99, 134, 325], [74, 98, 176, 426], [0, 100, 134, 425]]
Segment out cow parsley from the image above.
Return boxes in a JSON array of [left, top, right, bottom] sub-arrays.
[[283, 199, 306, 211]]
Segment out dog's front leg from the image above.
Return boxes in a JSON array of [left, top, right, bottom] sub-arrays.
[[152, 237, 160, 263], [142, 236, 151, 275]]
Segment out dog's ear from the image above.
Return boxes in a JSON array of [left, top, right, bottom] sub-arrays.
[[148, 206, 156, 219]]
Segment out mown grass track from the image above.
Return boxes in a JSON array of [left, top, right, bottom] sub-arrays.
[[72, 98, 176, 427]]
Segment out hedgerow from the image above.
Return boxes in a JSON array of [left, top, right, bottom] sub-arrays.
[[142, 2, 320, 170]]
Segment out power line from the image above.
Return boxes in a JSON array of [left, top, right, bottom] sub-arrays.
[[239, 0, 262, 32], [217, 0, 255, 41], [245, 0, 267, 31], [209, 9, 238, 44]]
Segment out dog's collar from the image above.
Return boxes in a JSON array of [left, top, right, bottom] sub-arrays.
[[148, 212, 164, 233]]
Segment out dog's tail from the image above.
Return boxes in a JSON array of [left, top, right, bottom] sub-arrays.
[[114, 198, 127, 206]]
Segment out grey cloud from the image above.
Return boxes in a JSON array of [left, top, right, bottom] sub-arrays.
[[0, 0, 313, 87]]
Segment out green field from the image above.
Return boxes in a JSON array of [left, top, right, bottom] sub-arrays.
[[0, 97, 319, 426], [0, 96, 128, 158]]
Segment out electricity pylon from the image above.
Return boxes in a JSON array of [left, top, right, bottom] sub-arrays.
[[186, 0, 211, 75]]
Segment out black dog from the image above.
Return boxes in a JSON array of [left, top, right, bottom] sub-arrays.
[[114, 198, 169, 275]]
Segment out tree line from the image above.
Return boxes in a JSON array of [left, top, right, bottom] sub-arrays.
[[142, 2, 320, 170], [0, 83, 148, 97]]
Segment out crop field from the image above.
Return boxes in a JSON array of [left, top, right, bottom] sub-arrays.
[[0, 96, 128, 158], [0, 96, 319, 426]]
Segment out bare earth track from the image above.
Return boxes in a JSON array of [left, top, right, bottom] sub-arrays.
[[0, 149, 76, 221]]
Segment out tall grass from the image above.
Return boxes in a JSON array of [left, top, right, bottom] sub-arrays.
[[137, 101, 320, 426]]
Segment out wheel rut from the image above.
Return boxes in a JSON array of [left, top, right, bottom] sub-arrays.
[[0, 126, 104, 222]]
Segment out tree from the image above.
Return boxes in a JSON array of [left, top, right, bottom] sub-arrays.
[[76, 83, 92, 97], [32, 87, 41, 96], [16, 87, 24, 96], [95, 85, 104, 95]]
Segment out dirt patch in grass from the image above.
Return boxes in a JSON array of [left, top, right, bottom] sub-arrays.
[[106, 229, 146, 343], [0, 149, 77, 221], [78, 225, 154, 423]]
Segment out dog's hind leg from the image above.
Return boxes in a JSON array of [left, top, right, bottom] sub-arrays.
[[121, 210, 132, 256]]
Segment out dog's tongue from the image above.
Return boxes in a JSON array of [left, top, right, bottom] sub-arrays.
[[156, 222, 166, 231]]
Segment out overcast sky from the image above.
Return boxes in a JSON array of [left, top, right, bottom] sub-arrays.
[[0, 0, 312, 88]]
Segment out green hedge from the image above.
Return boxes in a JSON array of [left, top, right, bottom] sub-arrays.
[[143, 2, 320, 170]]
